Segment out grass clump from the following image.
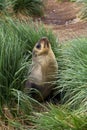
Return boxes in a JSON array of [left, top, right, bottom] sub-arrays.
[[31, 104, 87, 130], [0, 17, 59, 129], [27, 38, 87, 130], [0, 19, 28, 116], [0, 0, 5, 10], [77, 0, 87, 20], [11, 0, 44, 17], [58, 38, 87, 110], [0, 17, 58, 113], [0, 0, 44, 17]]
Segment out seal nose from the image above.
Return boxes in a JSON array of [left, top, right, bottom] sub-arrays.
[[40, 37, 49, 48]]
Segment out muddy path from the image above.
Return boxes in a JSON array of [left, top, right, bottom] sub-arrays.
[[41, 0, 87, 42]]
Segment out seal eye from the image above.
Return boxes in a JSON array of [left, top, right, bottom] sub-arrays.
[[36, 43, 41, 49]]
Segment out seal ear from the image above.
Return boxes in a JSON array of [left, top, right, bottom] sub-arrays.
[[40, 37, 49, 48]]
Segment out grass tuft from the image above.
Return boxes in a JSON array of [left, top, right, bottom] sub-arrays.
[[31, 104, 87, 130], [77, 0, 87, 20], [12, 0, 44, 17], [0, 17, 59, 114], [57, 38, 87, 110], [0, 0, 5, 11]]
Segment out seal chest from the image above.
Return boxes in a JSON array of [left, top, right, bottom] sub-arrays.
[[25, 37, 58, 101]]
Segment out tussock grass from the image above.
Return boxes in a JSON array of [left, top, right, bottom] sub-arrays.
[[11, 0, 44, 17], [0, 17, 59, 129], [0, 0, 44, 17], [0, 0, 5, 10], [26, 37, 87, 130], [32, 104, 87, 130], [78, 5, 87, 20], [77, 0, 87, 20], [0, 17, 58, 114], [1, 16, 87, 130], [0, 20, 26, 113], [57, 38, 87, 110]]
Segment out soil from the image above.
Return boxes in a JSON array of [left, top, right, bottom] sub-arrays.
[[40, 0, 87, 42]]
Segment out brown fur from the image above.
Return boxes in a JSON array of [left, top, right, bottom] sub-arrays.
[[25, 37, 58, 101]]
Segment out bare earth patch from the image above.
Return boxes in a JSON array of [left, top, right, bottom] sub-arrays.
[[41, 0, 87, 42]]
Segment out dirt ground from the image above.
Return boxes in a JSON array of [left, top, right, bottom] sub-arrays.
[[41, 0, 87, 43]]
